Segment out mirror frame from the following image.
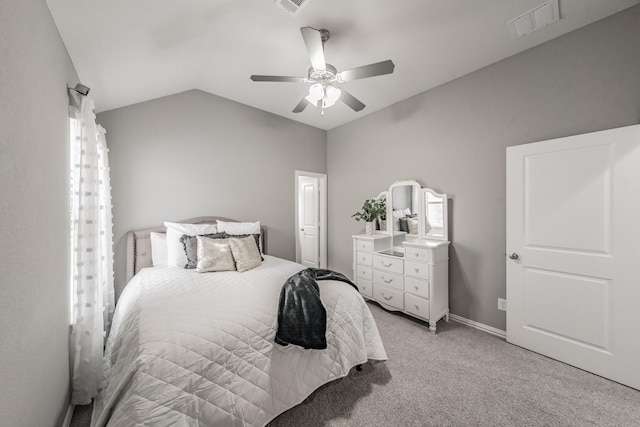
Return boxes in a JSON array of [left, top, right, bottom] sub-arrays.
[[372, 181, 449, 241], [420, 188, 448, 241], [386, 180, 422, 237]]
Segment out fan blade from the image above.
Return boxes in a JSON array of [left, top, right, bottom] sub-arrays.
[[337, 60, 395, 82], [250, 75, 306, 83], [340, 89, 365, 112], [292, 97, 310, 113], [300, 27, 326, 71]]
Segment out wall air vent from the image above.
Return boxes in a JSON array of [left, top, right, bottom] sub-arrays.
[[274, 0, 310, 16], [509, 0, 560, 39]]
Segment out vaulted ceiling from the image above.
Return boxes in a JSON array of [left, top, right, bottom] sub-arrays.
[[46, 0, 639, 130]]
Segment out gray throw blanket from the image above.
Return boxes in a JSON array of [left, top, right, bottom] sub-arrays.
[[275, 268, 358, 350]]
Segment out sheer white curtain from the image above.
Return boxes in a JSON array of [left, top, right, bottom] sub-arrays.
[[69, 95, 114, 405]]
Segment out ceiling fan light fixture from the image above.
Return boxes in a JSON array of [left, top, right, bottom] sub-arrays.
[[306, 83, 324, 103], [306, 83, 341, 109], [250, 27, 394, 115], [325, 85, 341, 103]]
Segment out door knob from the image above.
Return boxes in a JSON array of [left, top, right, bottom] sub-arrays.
[[508, 253, 519, 260]]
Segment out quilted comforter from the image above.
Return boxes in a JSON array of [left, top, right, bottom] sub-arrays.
[[91, 255, 387, 426]]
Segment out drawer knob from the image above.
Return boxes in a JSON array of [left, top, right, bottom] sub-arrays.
[[415, 253, 419, 257], [381, 261, 392, 267], [415, 268, 420, 273], [415, 305, 420, 310], [362, 257, 366, 261], [383, 276, 393, 284], [381, 293, 393, 301], [414, 285, 419, 291]]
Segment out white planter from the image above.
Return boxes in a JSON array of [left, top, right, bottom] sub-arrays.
[[379, 218, 387, 231], [365, 221, 376, 235]]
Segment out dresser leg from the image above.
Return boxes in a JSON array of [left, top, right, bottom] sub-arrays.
[[429, 320, 437, 334]]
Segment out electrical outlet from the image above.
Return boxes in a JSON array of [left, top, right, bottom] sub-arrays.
[[498, 298, 507, 311]]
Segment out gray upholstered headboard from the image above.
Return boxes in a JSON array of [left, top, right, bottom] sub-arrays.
[[125, 216, 268, 284]]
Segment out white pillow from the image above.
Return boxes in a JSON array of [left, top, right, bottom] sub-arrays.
[[164, 222, 219, 268], [392, 209, 405, 219], [402, 208, 412, 216], [149, 232, 167, 267], [216, 220, 261, 235]]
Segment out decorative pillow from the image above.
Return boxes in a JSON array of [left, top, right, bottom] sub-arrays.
[[216, 220, 261, 235], [402, 208, 412, 216], [229, 235, 262, 272], [398, 217, 409, 233], [196, 236, 236, 273], [164, 222, 218, 268], [150, 232, 168, 267], [224, 233, 263, 259], [407, 217, 419, 234], [180, 232, 227, 269]]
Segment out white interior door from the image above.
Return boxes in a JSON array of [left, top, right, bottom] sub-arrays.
[[299, 176, 319, 268], [506, 125, 640, 390]]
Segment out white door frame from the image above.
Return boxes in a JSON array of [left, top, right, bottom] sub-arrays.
[[295, 170, 327, 268]]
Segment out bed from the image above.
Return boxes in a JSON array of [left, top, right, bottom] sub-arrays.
[[92, 217, 387, 426]]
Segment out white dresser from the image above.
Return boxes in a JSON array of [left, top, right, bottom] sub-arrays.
[[353, 233, 449, 333]]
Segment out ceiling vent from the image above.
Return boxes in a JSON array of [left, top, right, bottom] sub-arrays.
[[274, 0, 310, 16], [509, 0, 560, 38]]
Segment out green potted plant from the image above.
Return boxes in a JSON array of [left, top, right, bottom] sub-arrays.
[[352, 198, 385, 234], [378, 197, 387, 231]]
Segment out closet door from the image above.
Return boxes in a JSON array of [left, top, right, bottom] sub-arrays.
[[299, 175, 319, 268], [506, 125, 640, 390]]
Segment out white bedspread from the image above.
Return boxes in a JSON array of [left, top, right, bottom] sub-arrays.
[[91, 256, 387, 426]]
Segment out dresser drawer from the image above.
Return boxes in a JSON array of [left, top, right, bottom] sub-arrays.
[[356, 251, 373, 266], [405, 276, 429, 299], [373, 269, 404, 291], [356, 277, 373, 298], [405, 260, 429, 279], [355, 239, 374, 252], [356, 265, 372, 281], [373, 285, 404, 310], [405, 246, 430, 263], [372, 254, 404, 274], [405, 293, 430, 320]]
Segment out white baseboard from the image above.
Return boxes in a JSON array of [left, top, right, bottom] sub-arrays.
[[449, 313, 506, 339], [62, 404, 74, 427]]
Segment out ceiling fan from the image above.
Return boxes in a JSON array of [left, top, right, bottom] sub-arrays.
[[250, 27, 395, 114]]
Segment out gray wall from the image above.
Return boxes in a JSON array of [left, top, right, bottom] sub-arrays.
[[0, 0, 79, 425], [97, 90, 327, 298], [327, 6, 640, 331]]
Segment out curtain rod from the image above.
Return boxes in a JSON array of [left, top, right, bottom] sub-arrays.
[[69, 83, 90, 96]]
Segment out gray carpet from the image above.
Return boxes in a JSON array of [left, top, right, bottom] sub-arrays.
[[71, 302, 640, 426]]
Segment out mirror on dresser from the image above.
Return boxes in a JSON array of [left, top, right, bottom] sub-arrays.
[[421, 188, 448, 241], [388, 180, 422, 237]]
